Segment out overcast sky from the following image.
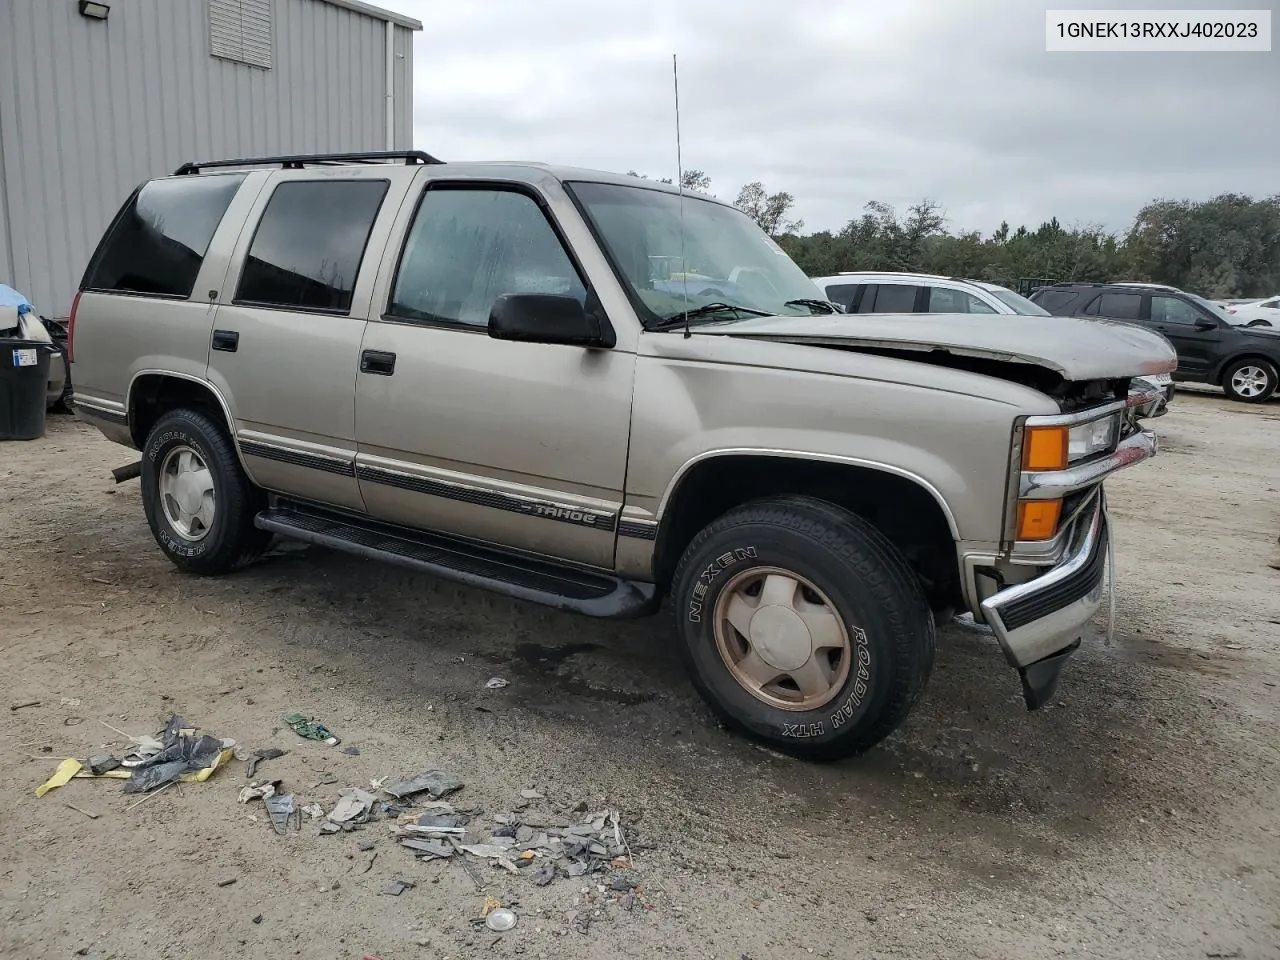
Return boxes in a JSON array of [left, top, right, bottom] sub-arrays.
[[398, 0, 1278, 237]]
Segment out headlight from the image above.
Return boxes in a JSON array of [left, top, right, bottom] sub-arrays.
[[1023, 413, 1120, 470], [1067, 415, 1118, 462]]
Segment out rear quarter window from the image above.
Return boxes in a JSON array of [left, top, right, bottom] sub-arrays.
[[1031, 290, 1080, 314], [81, 174, 246, 298]]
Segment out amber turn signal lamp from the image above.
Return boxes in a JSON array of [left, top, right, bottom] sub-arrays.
[[1016, 499, 1063, 541], [1022, 426, 1069, 471]]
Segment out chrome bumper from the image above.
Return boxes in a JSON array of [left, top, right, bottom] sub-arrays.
[[982, 491, 1108, 670], [1020, 428, 1158, 500]]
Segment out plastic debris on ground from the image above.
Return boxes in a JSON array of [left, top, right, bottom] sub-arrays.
[[34, 714, 233, 797], [244, 747, 287, 777], [485, 677, 509, 689], [119, 716, 232, 794], [87, 755, 120, 776], [265, 793, 301, 834], [237, 780, 281, 803], [320, 788, 378, 833], [485, 907, 518, 932], [301, 802, 324, 820], [284, 712, 340, 745], [383, 770, 463, 800], [382, 781, 638, 893]]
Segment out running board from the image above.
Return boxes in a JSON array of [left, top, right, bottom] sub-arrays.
[[254, 503, 659, 620]]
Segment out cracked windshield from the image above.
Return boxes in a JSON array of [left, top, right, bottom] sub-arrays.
[[569, 180, 833, 324]]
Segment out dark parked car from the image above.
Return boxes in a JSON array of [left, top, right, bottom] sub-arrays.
[[1031, 282, 1280, 403]]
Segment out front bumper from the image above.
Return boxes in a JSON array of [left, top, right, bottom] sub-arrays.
[[981, 490, 1109, 707]]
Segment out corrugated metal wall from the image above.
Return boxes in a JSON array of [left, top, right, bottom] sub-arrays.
[[0, 0, 417, 317]]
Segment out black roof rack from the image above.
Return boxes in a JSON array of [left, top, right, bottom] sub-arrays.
[[173, 150, 444, 176]]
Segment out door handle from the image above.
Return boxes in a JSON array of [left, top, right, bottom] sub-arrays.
[[212, 329, 239, 352], [360, 349, 396, 376]]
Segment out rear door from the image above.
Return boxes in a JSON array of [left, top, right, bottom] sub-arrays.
[[205, 169, 413, 511], [73, 173, 252, 413], [1146, 294, 1222, 375]]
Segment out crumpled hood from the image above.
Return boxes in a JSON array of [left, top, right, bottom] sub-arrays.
[[695, 312, 1178, 380]]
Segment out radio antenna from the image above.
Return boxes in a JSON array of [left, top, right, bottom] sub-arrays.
[[673, 53, 691, 339]]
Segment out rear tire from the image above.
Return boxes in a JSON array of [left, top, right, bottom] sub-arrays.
[[1222, 358, 1277, 403], [670, 495, 935, 760], [141, 409, 271, 574]]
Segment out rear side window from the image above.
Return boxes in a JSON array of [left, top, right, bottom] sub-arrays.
[[926, 287, 997, 313], [235, 180, 389, 313], [82, 174, 245, 298], [867, 284, 921, 313], [824, 283, 863, 311], [1030, 289, 1080, 314], [1093, 292, 1142, 320]]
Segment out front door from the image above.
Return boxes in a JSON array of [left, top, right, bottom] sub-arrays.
[[354, 182, 636, 569], [207, 172, 408, 511], [1146, 294, 1222, 376]]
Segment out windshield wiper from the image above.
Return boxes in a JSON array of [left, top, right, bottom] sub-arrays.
[[784, 298, 839, 314], [650, 302, 773, 331]]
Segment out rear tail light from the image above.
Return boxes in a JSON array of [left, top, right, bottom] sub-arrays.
[[67, 290, 82, 363]]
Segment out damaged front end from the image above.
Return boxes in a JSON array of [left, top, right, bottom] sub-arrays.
[[965, 388, 1160, 709]]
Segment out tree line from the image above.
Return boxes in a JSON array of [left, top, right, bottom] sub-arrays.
[[626, 170, 1280, 298]]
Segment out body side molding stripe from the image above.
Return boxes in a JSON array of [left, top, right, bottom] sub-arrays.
[[617, 518, 658, 540], [239, 439, 356, 477], [355, 463, 620, 532]]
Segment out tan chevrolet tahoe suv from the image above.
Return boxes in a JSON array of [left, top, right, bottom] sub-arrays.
[[67, 150, 1175, 760]]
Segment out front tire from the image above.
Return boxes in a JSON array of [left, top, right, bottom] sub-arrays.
[[670, 496, 935, 760], [1222, 359, 1278, 403], [141, 409, 270, 574]]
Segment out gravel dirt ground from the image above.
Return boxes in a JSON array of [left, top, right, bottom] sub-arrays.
[[2, 390, 1278, 960]]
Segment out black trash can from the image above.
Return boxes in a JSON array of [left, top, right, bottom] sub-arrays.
[[0, 339, 50, 440]]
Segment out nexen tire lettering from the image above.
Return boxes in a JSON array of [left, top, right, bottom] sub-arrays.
[[687, 546, 758, 623]]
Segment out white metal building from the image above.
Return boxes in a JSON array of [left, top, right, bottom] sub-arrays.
[[0, 0, 422, 318]]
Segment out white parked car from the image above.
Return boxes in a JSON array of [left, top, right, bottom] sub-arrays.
[[810, 272, 1173, 415], [1220, 297, 1279, 327]]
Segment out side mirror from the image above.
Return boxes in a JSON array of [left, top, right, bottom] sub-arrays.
[[1194, 319, 1217, 331], [487, 294, 612, 347]]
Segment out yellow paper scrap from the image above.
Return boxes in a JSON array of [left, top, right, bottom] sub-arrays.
[[35, 758, 82, 797]]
